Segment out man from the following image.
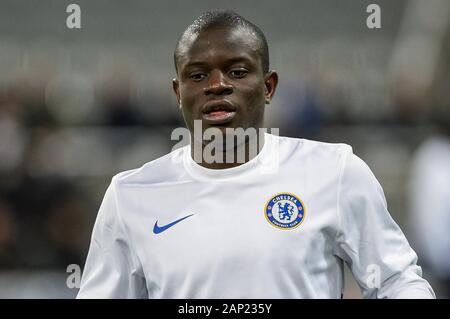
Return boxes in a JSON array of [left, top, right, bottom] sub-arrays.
[[77, 10, 435, 298]]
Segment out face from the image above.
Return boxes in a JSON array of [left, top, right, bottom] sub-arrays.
[[173, 27, 278, 142]]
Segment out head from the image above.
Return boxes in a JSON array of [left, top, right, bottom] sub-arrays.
[[172, 10, 278, 144]]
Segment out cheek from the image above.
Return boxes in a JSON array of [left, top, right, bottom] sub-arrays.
[[241, 82, 266, 110], [179, 85, 195, 105], [177, 84, 190, 107]]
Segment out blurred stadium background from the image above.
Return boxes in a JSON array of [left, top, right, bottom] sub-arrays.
[[0, 0, 449, 298]]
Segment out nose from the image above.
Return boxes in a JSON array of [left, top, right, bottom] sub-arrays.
[[203, 70, 233, 96]]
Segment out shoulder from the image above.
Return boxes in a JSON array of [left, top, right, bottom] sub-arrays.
[[273, 134, 353, 164], [280, 136, 379, 195], [333, 144, 384, 199], [111, 145, 189, 187]]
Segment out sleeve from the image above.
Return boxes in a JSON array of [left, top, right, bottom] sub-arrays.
[[333, 150, 435, 299], [77, 177, 148, 299]]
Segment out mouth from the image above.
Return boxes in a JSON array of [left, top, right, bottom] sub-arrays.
[[201, 100, 237, 125]]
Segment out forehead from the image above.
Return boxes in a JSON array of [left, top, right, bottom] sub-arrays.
[[178, 27, 261, 70]]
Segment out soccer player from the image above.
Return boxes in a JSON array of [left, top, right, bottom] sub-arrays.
[[77, 10, 435, 298]]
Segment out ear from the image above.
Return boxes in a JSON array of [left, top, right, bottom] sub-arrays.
[[172, 78, 181, 104], [264, 71, 278, 104]]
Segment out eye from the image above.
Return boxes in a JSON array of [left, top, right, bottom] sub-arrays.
[[189, 73, 206, 81], [230, 69, 248, 78]]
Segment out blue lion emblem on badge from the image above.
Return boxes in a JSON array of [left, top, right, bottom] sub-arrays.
[[265, 193, 306, 229], [278, 202, 295, 220]]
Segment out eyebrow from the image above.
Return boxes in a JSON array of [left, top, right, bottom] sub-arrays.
[[183, 56, 254, 70]]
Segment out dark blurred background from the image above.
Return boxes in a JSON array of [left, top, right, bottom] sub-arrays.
[[0, 0, 449, 298]]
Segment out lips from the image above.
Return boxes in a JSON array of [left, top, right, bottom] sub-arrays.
[[201, 100, 237, 125]]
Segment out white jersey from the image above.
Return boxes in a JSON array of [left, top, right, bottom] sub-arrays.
[[77, 133, 435, 299]]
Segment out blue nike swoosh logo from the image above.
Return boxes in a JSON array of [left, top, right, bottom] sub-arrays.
[[153, 214, 194, 234]]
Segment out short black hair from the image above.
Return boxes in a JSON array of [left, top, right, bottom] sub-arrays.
[[174, 10, 269, 74]]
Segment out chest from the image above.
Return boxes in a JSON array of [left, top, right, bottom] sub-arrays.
[[120, 176, 340, 280]]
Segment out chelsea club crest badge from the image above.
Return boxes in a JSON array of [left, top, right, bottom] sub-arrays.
[[265, 193, 306, 230]]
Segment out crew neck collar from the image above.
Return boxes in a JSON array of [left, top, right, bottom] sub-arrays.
[[183, 132, 277, 181]]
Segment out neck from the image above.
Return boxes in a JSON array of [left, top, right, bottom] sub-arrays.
[[190, 132, 265, 169]]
